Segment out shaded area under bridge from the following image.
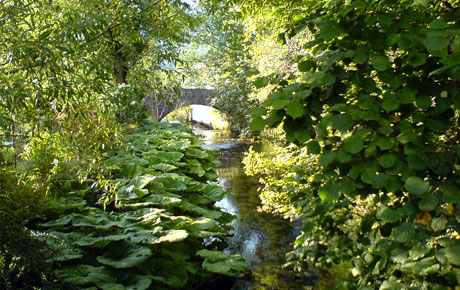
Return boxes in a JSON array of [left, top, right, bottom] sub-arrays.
[[145, 88, 217, 121]]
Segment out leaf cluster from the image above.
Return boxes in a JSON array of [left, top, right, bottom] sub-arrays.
[[41, 121, 245, 289], [247, 0, 460, 288]]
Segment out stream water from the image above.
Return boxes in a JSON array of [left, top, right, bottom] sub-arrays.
[[194, 127, 317, 290]]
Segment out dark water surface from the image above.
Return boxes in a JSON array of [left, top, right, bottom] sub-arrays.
[[195, 128, 317, 290]]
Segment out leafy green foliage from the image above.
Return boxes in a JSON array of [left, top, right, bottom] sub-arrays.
[[197, 250, 246, 276], [244, 0, 460, 288], [177, 10, 257, 133], [0, 161, 66, 289], [244, 144, 315, 220], [41, 122, 245, 289], [0, 0, 194, 131]]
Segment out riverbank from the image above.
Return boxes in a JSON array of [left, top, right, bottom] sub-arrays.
[[196, 127, 318, 289], [36, 121, 246, 289]]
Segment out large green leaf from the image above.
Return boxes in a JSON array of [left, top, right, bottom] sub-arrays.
[[380, 281, 403, 290], [189, 165, 206, 177], [272, 99, 290, 110], [76, 234, 131, 248], [429, 18, 448, 30], [376, 137, 395, 150], [382, 94, 399, 112], [180, 201, 223, 219], [286, 101, 305, 119], [404, 177, 429, 196], [54, 265, 115, 286], [127, 227, 163, 244], [377, 206, 401, 223], [390, 247, 409, 264], [319, 151, 336, 167], [401, 257, 439, 275], [306, 140, 321, 154], [407, 153, 426, 170], [423, 34, 449, 51], [391, 222, 415, 243], [250, 116, 266, 131], [130, 175, 156, 189], [295, 130, 311, 144], [197, 250, 246, 276], [201, 184, 226, 201], [245, 68, 260, 77], [318, 21, 341, 41], [185, 148, 209, 159], [318, 71, 336, 85], [298, 60, 315, 72], [142, 194, 182, 205], [318, 183, 339, 203], [446, 247, 460, 266], [418, 194, 438, 212], [371, 55, 391, 71], [343, 136, 364, 154], [253, 77, 269, 88], [153, 173, 188, 191], [157, 230, 189, 243], [148, 259, 188, 288], [409, 244, 431, 260], [96, 242, 152, 269], [158, 151, 184, 163], [332, 114, 354, 132], [353, 47, 368, 64], [407, 52, 427, 67], [400, 86, 418, 104], [378, 153, 397, 168], [440, 185, 460, 204], [431, 215, 447, 232]]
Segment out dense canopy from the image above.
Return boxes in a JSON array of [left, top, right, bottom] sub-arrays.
[[1, 0, 459, 289]]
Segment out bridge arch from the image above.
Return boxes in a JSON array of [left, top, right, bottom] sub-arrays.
[[163, 104, 230, 130], [152, 88, 218, 121]]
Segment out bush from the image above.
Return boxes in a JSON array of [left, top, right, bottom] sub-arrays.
[[250, 0, 460, 288], [40, 121, 245, 289], [0, 165, 57, 289]]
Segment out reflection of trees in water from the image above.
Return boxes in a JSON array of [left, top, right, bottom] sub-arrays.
[[216, 167, 241, 180], [204, 133, 316, 289]]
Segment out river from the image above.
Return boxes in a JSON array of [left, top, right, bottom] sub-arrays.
[[194, 127, 317, 290]]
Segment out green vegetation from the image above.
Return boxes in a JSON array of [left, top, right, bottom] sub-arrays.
[[243, 0, 460, 289], [2, 0, 460, 289], [41, 121, 244, 289], [164, 106, 230, 130], [0, 1, 243, 289]]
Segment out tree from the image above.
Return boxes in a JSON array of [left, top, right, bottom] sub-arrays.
[[0, 0, 194, 133], [178, 3, 305, 133], [0, 2, 198, 285], [246, 0, 460, 288]]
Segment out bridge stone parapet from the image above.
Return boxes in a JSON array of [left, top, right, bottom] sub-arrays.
[[145, 88, 216, 121]]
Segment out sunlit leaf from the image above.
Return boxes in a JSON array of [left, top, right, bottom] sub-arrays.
[[250, 116, 266, 131], [431, 215, 447, 232], [253, 77, 269, 88], [286, 101, 305, 119]]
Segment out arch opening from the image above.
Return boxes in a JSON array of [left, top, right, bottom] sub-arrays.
[[163, 104, 230, 130]]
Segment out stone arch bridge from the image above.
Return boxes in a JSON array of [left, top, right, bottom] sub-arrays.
[[145, 88, 217, 121]]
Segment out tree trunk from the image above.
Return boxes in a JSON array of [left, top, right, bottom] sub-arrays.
[[113, 42, 128, 84]]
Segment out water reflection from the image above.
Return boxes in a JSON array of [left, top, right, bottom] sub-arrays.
[[197, 127, 316, 290]]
